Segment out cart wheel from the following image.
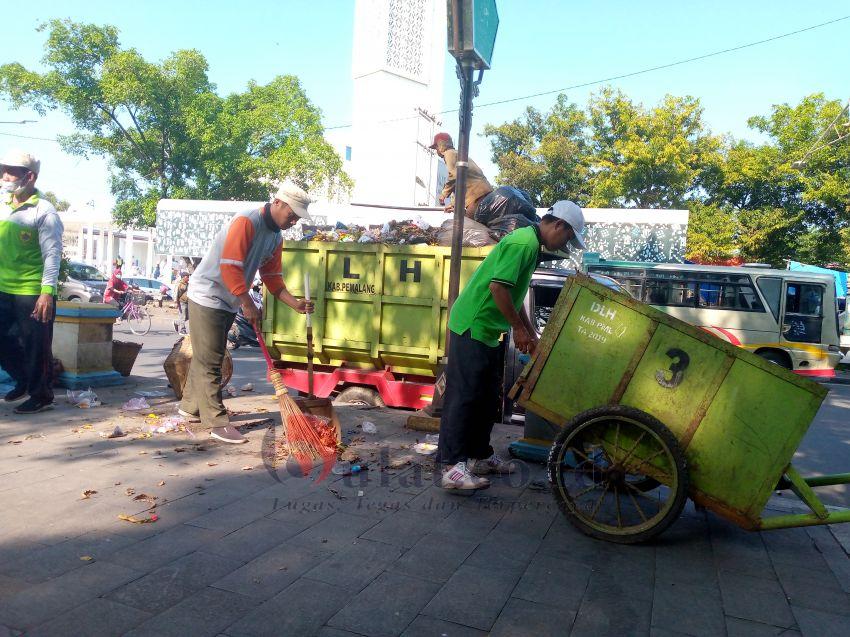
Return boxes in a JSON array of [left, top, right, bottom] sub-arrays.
[[547, 405, 688, 544], [333, 386, 385, 407]]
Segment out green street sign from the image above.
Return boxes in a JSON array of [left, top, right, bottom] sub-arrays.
[[447, 0, 499, 70]]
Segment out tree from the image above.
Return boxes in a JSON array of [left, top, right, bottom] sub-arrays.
[[587, 88, 721, 208], [483, 94, 591, 206], [41, 190, 70, 211], [0, 20, 351, 227], [706, 94, 850, 267]]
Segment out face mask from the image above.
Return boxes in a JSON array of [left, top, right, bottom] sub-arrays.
[[1, 178, 24, 195]]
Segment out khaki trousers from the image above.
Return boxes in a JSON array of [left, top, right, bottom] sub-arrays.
[[179, 299, 235, 430]]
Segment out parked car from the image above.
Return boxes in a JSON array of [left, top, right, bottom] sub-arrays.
[[59, 261, 108, 303], [67, 261, 109, 293], [58, 276, 103, 303], [123, 277, 173, 302]]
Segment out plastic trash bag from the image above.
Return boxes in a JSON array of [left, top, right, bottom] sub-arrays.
[[122, 397, 150, 411], [66, 388, 101, 408], [474, 186, 538, 226], [436, 219, 496, 247], [487, 214, 538, 241]]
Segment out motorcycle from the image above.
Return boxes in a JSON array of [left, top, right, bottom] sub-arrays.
[[227, 282, 262, 349]]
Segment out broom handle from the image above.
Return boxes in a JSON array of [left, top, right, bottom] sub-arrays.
[[305, 272, 314, 398], [254, 320, 275, 371]]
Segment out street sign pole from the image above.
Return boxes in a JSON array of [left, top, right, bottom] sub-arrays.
[[446, 59, 475, 313], [411, 0, 497, 423]]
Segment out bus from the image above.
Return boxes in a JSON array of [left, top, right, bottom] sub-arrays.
[[584, 260, 842, 377]]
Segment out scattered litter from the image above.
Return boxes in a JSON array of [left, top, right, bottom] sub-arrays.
[[413, 442, 438, 455], [207, 462, 218, 467], [135, 390, 167, 398], [157, 481, 165, 486], [117, 513, 159, 524], [132, 493, 157, 504], [125, 487, 135, 496], [224, 384, 237, 396], [122, 397, 150, 411], [25, 433, 45, 440], [79, 556, 93, 562], [138, 451, 148, 455], [528, 480, 549, 492], [150, 416, 184, 434], [361, 421, 377, 434], [327, 487, 346, 500], [332, 461, 350, 475], [80, 489, 97, 499], [241, 466, 253, 471], [425, 434, 439, 444], [357, 490, 364, 497], [66, 388, 101, 408], [7, 440, 22, 445], [174, 447, 187, 453], [240, 383, 254, 392], [71, 424, 94, 433], [99, 426, 125, 439]]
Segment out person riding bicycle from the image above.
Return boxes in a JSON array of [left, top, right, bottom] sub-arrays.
[[104, 268, 132, 311]]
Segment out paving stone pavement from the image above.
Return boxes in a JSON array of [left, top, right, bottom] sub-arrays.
[[1, 375, 849, 636]]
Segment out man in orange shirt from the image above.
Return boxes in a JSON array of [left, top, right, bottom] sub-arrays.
[[180, 183, 314, 443]]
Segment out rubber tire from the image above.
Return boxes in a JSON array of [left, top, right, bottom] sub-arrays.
[[547, 405, 689, 544], [334, 386, 386, 407], [757, 350, 791, 369]]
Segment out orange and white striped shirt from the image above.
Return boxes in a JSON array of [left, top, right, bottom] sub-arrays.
[[188, 204, 285, 312]]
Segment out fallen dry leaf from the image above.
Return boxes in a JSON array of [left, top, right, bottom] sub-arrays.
[[241, 466, 253, 471], [207, 462, 217, 467], [174, 447, 186, 452], [132, 493, 157, 504], [138, 451, 148, 455], [7, 440, 23, 445], [117, 513, 159, 524], [125, 487, 135, 496], [157, 480, 165, 486], [80, 489, 97, 499], [79, 555, 93, 562]]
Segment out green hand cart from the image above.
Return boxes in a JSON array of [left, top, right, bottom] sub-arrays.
[[509, 274, 850, 543]]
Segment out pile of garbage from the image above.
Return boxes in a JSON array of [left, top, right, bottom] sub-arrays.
[[301, 219, 438, 246], [298, 187, 541, 248]]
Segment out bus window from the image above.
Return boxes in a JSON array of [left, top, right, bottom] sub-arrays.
[[783, 283, 823, 344], [756, 277, 782, 321]]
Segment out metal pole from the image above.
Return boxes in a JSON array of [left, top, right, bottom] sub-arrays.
[[446, 60, 476, 315]]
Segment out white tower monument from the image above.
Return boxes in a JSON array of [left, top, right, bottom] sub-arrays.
[[350, 0, 447, 207]]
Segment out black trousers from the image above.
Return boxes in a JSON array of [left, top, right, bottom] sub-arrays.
[[0, 292, 55, 401], [437, 330, 503, 465]]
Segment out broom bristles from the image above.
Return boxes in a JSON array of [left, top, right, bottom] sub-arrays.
[[270, 369, 336, 476]]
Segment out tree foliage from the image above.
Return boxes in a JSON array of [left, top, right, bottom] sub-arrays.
[[484, 90, 849, 267], [0, 20, 351, 227]]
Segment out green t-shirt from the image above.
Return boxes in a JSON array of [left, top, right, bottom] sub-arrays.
[[448, 225, 541, 346]]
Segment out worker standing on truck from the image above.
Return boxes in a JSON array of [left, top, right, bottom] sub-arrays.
[[179, 182, 315, 444], [431, 132, 493, 217], [437, 200, 587, 489]]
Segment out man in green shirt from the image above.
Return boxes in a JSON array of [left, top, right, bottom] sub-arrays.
[[438, 200, 586, 489], [0, 150, 64, 414]]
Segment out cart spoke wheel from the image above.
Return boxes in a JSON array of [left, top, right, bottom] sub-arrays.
[[548, 405, 689, 544]]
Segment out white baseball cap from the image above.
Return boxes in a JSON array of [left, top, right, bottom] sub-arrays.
[[0, 149, 40, 175], [273, 181, 313, 221], [547, 200, 586, 250]]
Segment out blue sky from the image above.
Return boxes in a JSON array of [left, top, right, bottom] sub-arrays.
[[1, 0, 848, 211]]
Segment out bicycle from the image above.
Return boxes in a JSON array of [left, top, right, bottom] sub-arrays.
[[117, 289, 151, 336]]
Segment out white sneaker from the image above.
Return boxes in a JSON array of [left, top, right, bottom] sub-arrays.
[[470, 453, 516, 475], [440, 462, 490, 490]]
